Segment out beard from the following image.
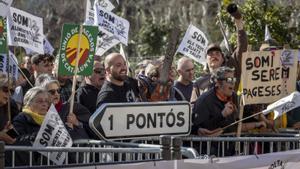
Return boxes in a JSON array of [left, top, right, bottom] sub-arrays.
[[112, 70, 127, 81]]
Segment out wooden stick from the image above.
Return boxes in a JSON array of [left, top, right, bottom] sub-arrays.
[[68, 25, 83, 127], [222, 110, 263, 131]]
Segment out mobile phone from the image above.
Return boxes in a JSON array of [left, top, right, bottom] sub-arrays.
[[6, 128, 19, 138]]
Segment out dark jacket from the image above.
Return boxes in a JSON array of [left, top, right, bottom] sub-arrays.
[[192, 87, 238, 134]]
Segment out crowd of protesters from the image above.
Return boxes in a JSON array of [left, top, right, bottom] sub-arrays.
[[1, 7, 300, 166]]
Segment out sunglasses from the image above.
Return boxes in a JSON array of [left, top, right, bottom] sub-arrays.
[[94, 69, 105, 74], [1, 86, 15, 94], [219, 77, 237, 84], [48, 88, 61, 95]]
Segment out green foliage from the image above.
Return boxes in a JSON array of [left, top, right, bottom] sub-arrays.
[[135, 20, 172, 57], [219, 0, 300, 50]]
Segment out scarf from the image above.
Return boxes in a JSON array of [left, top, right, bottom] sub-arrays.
[[22, 107, 45, 125]]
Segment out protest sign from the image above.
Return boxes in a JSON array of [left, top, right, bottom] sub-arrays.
[[84, 0, 115, 26], [0, 51, 18, 80], [0, 0, 13, 17], [96, 31, 119, 56], [7, 7, 44, 54], [94, 4, 129, 45], [24, 37, 54, 55], [33, 104, 73, 165], [241, 50, 298, 105], [0, 16, 7, 53], [58, 24, 98, 76], [177, 25, 208, 64]]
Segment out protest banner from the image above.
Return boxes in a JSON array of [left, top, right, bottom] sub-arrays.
[[24, 36, 54, 55], [7, 7, 44, 54], [0, 0, 13, 17], [241, 50, 298, 105], [58, 24, 98, 76], [95, 32, 119, 56], [177, 25, 208, 64], [84, 0, 118, 56], [94, 4, 129, 45], [0, 16, 7, 53], [84, 0, 115, 25], [33, 104, 73, 165]]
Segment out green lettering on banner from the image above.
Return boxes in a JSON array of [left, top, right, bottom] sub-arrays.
[[0, 16, 8, 54], [58, 24, 98, 76]]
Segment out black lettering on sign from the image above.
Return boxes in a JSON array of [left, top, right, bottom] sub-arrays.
[[127, 114, 134, 129], [99, 10, 115, 23], [243, 84, 281, 98], [191, 32, 206, 45], [136, 113, 146, 129], [39, 124, 55, 147], [12, 13, 29, 27], [147, 113, 156, 128], [166, 109, 175, 127]]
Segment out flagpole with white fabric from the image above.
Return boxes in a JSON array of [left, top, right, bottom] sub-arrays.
[[220, 91, 300, 131]]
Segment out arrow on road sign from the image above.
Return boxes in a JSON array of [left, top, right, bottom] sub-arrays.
[[89, 101, 191, 140]]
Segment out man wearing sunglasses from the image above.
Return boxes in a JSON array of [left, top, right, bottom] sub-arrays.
[[77, 61, 106, 113], [192, 66, 238, 137]]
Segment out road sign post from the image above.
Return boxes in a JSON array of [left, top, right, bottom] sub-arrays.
[[89, 101, 191, 140]]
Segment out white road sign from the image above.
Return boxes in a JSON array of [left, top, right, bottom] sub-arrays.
[[89, 101, 191, 140]]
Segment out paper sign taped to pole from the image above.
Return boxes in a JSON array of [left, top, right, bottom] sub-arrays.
[[7, 7, 44, 54], [33, 104, 73, 165], [177, 25, 208, 64], [94, 4, 129, 45]]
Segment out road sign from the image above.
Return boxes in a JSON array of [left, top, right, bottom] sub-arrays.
[[89, 101, 191, 140]]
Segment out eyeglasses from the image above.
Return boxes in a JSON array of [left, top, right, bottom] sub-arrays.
[[94, 69, 105, 74], [48, 88, 61, 95], [219, 77, 237, 84], [1, 86, 15, 94], [33, 99, 49, 104]]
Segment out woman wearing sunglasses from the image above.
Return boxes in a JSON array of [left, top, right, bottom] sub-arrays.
[[35, 74, 91, 140]]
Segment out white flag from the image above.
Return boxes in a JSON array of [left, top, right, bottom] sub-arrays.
[[0, 51, 19, 80], [264, 25, 272, 42], [95, 32, 119, 56], [0, 0, 13, 17], [7, 7, 44, 54], [177, 25, 209, 65], [24, 37, 54, 55], [263, 91, 300, 119], [33, 104, 73, 165], [95, 4, 129, 45]]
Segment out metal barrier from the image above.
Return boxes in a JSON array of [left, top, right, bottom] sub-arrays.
[[131, 135, 300, 157], [3, 136, 198, 168]]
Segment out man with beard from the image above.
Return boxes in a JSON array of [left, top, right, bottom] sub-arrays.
[[192, 66, 238, 137], [96, 53, 139, 108], [77, 61, 106, 113], [190, 12, 247, 104]]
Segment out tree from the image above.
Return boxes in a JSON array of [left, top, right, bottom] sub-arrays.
[[219, 0, 300, 50]]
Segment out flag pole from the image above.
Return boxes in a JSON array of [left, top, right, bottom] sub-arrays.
[[68, 24, 83, 128]]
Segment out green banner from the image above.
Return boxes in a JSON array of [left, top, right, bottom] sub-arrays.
[[0, 16, 7, 54], [58, 24, 98, 76]]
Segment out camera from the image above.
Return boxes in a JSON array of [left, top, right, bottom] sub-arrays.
[[227, 3, 242, 19]]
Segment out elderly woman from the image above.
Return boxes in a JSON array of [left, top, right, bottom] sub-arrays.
[[35, 74, 91, 140], [13, 87, 49, 137], [0, 73, 19, 144]]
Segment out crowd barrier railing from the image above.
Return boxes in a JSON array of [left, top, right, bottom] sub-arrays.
[[130, 134, 300, 157], [1, 137, 198, 169]]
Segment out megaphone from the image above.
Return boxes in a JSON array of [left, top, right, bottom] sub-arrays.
[[227, 3, 242, 19]]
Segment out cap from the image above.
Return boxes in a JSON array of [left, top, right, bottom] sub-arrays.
[[206, 43, 222, 54]]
